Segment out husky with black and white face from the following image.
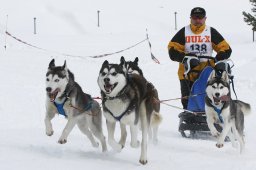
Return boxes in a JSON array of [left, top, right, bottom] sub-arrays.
[[45, 59, 107, 152], [205, 70, 251, 153], [120, 56, 162, 143], [97, 60, 161, 165]]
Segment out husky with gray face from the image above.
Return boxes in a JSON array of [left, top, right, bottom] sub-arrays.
[[205, 70, 251, 153], [45, 59, 107, 152], [97, 60, 161, 164]]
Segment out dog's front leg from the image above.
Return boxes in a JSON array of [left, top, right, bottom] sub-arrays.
[[206, 116, 220, 137], [58, 116, 78, 144], [139, 101, 148, 165], [106, 120, 122, 151], [216, 121, 232, 148], [119, 123, 127, 148], [130, 124, 140, 148], [45, 111, 55, 136]]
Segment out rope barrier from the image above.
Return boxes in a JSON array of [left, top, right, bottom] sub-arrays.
[[5, 31, 160, 63], [146, 29, 160, 64]]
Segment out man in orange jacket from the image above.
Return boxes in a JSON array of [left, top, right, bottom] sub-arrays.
[[168, 7, 232, 109]]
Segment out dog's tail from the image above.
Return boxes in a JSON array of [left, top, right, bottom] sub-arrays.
[[150, 111, 162, 127], [238, 100, 251, 116]]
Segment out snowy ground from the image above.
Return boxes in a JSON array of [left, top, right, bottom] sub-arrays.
[[0, 0, 256, 170]]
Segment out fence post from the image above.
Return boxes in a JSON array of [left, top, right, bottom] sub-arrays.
[[34, 17, 37, 34], [97, 10, 100, 27], [253, 29, 255, 42], [174, 12, 177, 30]]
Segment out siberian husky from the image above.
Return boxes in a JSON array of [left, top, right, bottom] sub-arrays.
[[120, 56, 162, 143], [205, 70, 251, 153], [97, 60, 161, 164], [45, 59, 107, 152]]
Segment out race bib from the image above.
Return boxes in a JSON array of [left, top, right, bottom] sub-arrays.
[[185, 25, 213, 58]]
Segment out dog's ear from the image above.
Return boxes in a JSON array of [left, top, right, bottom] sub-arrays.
[[62, 60, 68, 70], [102, 60, 109, 67], [120, 56, 125, 65], [221, 71, 228, 82], [48, 59, 55, 69], [209, 70, 216, 80], [134, 57, 139, 64]]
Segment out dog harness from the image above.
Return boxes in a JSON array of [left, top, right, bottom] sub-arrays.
[[54, 99, 68, 117], [105, 101, 136, 121], [53, 94, 93, 118], [103, 83, 137, 121], [213, 106, 224, 124]]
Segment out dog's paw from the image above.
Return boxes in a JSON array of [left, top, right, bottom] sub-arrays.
[[130, 140, 140, 148], [58, 139, 67, 144], [216, 143, 224, 148], [46, 130, 54, 136], [139, 159, 148, 165]]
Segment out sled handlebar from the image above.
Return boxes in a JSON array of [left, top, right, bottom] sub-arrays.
[[185, 54, 215, 60], [197, 56, 215, 60]]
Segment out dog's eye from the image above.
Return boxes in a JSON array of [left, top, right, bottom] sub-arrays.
[[55, 79, 59, 82], [102, 72, 106, 76], [220, 86, 224, 89], [112, 72, 117, 76], [212, 85, 216, 89], [46, 78, 49, 82]]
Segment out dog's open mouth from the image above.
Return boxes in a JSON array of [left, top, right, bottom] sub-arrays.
[[213, 95, 229, 105], [104, 83, 118, 94], [213, 96, 221, 105], [48, 89, 60, 102]]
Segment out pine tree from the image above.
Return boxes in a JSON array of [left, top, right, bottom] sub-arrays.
[[243, 0, 256, 31], [243, 0, 256, 42]]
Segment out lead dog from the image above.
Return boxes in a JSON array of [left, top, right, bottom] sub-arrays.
[[97, 60, 161, 164], [45, 59, 107, 152], [205, 70, 251, 153]]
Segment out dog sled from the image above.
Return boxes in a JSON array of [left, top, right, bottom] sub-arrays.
[[178, 56, 234, 138]]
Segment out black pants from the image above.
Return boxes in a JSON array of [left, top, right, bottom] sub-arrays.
[[180, 79, 194, 109]]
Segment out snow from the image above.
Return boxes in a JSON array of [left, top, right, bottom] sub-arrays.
[[0, 0, 256, 169]]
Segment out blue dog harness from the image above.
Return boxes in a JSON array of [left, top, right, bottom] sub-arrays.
[[54, 98, 68, 117], [53, 94, 93, 118], [213, 106, 224, 124]]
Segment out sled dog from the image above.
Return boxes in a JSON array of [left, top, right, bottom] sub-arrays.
[[45, 59, 107, 152], [120, 56, 162, 143], [97, 60, 161, 164], [205, 70, 251, 153]]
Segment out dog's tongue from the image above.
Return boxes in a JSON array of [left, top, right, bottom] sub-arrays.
[[220, 95, 230, 101], [50, 94, 55, 102], [213, 95, 230, 104]]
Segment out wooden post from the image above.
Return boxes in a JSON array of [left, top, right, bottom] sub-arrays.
[[97, 10, 100, 27], [174, 12, 177, 30], [253, 29, 255, 42], [34, 17, 36, 34]]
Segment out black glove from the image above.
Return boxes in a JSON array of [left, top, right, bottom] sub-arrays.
[[182, 56, 199, 75]]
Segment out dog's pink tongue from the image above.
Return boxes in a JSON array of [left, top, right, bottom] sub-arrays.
[[220, 95, 229, 101]]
